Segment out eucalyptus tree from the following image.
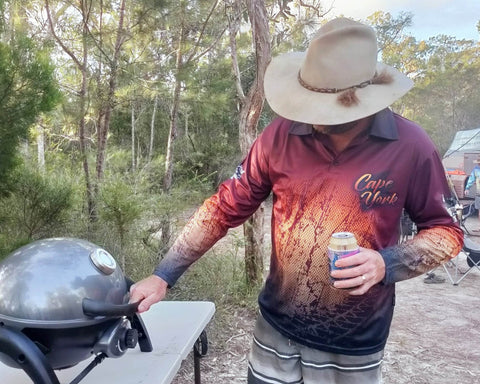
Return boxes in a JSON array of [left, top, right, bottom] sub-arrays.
[[369, 11, 480, 154], [159, 0, 227, 193], [44, 0, 97, 218], [225, 0, 332, 285], [43, 0, 164, 221], [140, 0, 229, 252], [406, 36, 480, 154], [225, 0, 270, 285]]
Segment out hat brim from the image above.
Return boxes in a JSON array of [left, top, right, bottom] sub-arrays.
[[264, 52, 414, 125]]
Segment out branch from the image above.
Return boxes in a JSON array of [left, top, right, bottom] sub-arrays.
[[44, 0, 83, 69], [189, 25, 228, 63], [225, 0, 246, 103], [185, 0, 220, 64], [298, 0, 333, 18]]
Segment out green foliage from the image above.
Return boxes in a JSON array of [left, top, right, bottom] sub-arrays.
[[175, 132, 240, 189], [0, 166, 73, 247], [0, 235, 30, 263], [99, 177, 143, 246], [0, 33, 60, 195], [400, 37, 480, 154], [95, 175, 145, 273], [367, 11, 480, 154], [167, 232, 262, 310]]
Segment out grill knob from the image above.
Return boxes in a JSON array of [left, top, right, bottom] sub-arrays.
[[125, 329, 138, 349]]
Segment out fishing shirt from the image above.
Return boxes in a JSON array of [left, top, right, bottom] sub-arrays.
[[154, 108, 463, 356]]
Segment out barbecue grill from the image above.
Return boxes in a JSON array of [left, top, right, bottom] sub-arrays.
[[0, 238, 152, 384]]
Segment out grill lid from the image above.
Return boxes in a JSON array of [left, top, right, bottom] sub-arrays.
[[0, 238, 128, 328]]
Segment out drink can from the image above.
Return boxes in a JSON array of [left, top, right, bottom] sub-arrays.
[[328, 232, 360, 281]]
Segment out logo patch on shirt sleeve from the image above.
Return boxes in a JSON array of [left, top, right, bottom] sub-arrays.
[[232, 164, 245, 180]]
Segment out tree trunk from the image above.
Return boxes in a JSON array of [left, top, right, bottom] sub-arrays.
[[163, 26, 184, 192], [160, 23, 185, 256], [228, 0, 271, 286], [162, 0, 222, 191], [37, 123, 45, 173], [149, 95, 158, 162], [45, 0, 96, 221], [159, 1, 223, 256], [79, 23, 96, 222], [244, 0, 271, 285], [131, 102, 136, 171], [96, 0, 126, 181]]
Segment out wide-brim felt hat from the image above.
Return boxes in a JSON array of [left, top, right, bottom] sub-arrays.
[[264, 17, 414, 125]]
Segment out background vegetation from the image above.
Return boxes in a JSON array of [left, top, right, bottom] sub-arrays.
[[0, 0, 479, 308]]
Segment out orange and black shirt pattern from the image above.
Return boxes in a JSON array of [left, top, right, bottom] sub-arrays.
[[155, 108, 463, 355]]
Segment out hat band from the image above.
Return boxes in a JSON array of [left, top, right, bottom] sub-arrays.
[[297, 70, 375, 94]]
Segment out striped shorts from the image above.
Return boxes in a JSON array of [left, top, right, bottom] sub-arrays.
[[247, 314, 383, 384]]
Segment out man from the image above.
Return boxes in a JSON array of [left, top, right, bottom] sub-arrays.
[[130, 18, 463, 384], [464, 158, 480, 225]]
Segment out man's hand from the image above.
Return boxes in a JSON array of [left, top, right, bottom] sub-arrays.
[[330, 247, 386, 295], [464, 189, 470, 196], [129, 275, 169, 313]]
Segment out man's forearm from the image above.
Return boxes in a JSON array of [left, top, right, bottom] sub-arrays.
[[380, 225, 463, 284]]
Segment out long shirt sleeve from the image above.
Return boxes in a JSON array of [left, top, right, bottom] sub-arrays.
[[380, 145, 463, 283], [154, 136, 272, 287]]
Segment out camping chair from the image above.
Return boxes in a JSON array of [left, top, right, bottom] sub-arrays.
[[443, 236, 480, 285], [398, 210, 416, 243], [454, 201, 476, 235]]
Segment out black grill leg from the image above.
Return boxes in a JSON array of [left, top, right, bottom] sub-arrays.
[[193, 330, 208, 384]]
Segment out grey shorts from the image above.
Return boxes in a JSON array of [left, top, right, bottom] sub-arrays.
[[247, 314, 384, 384]]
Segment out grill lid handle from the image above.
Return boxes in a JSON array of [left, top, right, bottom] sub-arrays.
[[82, 299, 139, 318]]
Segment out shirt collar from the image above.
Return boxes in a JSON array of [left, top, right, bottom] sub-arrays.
[[288, 108, 399, 141]]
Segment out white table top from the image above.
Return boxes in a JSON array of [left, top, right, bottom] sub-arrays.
[[0, 301, 216, 384]]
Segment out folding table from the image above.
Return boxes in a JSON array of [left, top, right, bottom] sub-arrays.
[[0, 301, 215, 384]]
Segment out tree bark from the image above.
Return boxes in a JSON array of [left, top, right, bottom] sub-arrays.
[[244, 0, 271, 285], [96, 0, 127, 181], [37, 123, 45, 173], [163, 30, 183, 192], [149, 95, 158, 162], [45, 0, 96, 220], [228, 0, 271, 285], [131, 102, 136, 171], [79, 15, 96, 221]]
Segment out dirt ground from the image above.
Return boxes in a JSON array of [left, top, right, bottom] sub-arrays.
[[171, 216, 480, 384], [171, 259, 479, 384]]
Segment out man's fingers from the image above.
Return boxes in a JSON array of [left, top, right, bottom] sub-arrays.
[[128, 275, 169, 313], [333, 274, 365, 289], [331, 265, 365, 280], [137, 295, 156, 313], [333, 253, 365, 268], [128, 285, 143, 303], [331, 248, 385, 295]]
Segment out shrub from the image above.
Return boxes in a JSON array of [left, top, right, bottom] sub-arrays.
[[0, 167, 73, 241], [98, 177, 143, 271]]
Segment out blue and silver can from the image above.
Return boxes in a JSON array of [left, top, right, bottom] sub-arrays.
[[328, 232, 359, 282]]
